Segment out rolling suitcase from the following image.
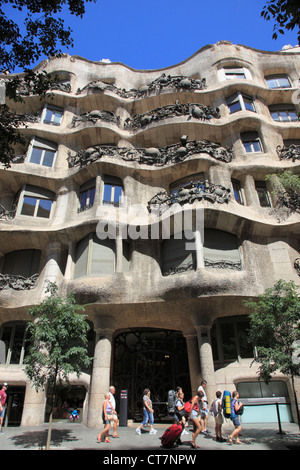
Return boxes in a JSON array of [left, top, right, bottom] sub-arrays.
[[160, 423, 183, 448]]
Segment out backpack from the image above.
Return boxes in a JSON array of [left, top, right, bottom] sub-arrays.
[[167, 390, 176, 413], [209, 398, 219, 417], [222, 390, 232, 418]]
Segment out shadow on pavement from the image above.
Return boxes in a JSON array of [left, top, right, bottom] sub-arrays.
[[8, 428, 77, 449]]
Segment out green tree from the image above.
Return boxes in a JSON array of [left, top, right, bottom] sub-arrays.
[[0, 0, 96, 167], [267, 170, 300, 218], [261, 0, 300, 44], [24, 282, 92, 450], [244, 280, 300, 428]]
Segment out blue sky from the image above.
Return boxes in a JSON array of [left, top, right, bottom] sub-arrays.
[[5, 0, 300, 71]]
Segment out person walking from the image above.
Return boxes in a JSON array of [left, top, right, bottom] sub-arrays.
[[108, 385, 120, 438], [136, 389, 157, 435], [0, 383, 8, 434], [198, 380, 210, 435], [187, 390, 203, 448], [210, 391, 226, 442], [229, 391, 243, 444], [97, 393, 114, 443]]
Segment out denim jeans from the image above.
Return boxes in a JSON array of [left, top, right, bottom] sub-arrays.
[[142, 409, 154, 425]]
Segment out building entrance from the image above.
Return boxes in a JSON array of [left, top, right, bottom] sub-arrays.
[[3, 386, 25, 427], [112, 329, 191, 421]]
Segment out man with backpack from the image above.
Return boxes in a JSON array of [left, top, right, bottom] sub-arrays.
[[209, 391, 226, 442]]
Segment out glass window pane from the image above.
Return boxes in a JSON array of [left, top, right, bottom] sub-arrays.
[[42, 150, 55, 167], [114, 185, 122, 205], [52, 111, 62, 125], [266, 78, 278, 89], [10, 325, 25, 364], [44, 109, 53, 124], [252, 140, 262, 152], [277, 77, 290, 88], [36, 199, 52, 218], [103, 184, 112, 203], [89, 187, 95, 205], [229, 101, 241, 113], [220, 323, 237, 360], [1, 326, 12, 363], [21, 196, 36, 216], [243, 142, 252, 153], [29, 147, 43, 164], [91, 239, 115, 274], [244, 98, 255, 111], [80, 190, 88, 210]]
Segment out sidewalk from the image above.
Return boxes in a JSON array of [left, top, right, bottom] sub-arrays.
[[0, 421, 299, 452]]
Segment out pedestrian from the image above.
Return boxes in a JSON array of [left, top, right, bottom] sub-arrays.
[[210, 391, 225, 442], [97, 393, 114, 443], [108, 385, 120, 438], [186, 390, 203, 448], [0, 383, 8, 434], [198, 380, 210, 435], [136, 388, 157, 435], [229, 391, 243, 444], [175, 391, 189, 435]]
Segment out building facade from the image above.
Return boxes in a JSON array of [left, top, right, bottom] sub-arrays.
[[0, 41, 299, 428]]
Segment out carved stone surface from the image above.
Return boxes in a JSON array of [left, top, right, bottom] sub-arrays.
[[163, 261, 195, 276], [277, 144, 300, 162], [0, 273, 39, 290], [67, 136, 233, 168], [124, 101, 220, 130], [76, 73, 207, 98], [148, 179, 231, 214], [71, 109, 120, 128]]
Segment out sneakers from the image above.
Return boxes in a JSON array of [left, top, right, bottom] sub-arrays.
[[149, 429, 157, 434], [136, 427, 141, 435], [182, 429, 189, 435]]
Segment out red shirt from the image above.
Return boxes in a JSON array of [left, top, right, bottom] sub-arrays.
[[0, 389, 7, 406]]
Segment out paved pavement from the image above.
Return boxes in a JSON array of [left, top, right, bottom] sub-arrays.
[[0, 420, 299, 456]]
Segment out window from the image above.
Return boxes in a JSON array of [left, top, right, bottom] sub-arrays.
[[2, 249, 41, 278], [231, 180, 244, 205], [102, 175, 123, 206], [28, 137, 57, 167], [226, 92, 256, 114], [78, 179, 96, 212], [15, 185, 54, 219], [241, 131, 263, 153], [255, 181, 272, 207], [269, 104, 298, 122], [218, 66, 252, 81], [42, 105, 64, 126], [0, 322, 27, 365], [203, 229, 242, 270], [161, 234, 196, 276], [265, 74, 291, 89], [211, 316, 253, 364]]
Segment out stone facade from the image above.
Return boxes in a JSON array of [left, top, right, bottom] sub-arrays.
[[0, 41, 299, 427]]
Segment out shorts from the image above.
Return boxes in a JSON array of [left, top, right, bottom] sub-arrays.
[[0, 408, 5, 418], [215, 414, 224, 425], [190, 409, 198, 420], [104, 414, 117, 425], [232, 416, 241, 427]]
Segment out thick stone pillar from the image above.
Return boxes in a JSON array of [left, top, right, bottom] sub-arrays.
[[87, 316, 115, 428], [191, 314, 216, 406], [184, 333, 202, 396], [21, 382, 46, 426]]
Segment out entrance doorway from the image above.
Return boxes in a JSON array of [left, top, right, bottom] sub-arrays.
[[3, 386, 25, 427], [112, 329, 191, 421]]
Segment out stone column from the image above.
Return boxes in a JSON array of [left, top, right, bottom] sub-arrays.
[[87, 316, 115, 428], [42, 242, 62, 293], [184, 333, 202, 396], [21, 382, 46, 426], [191, 314, 216, 407]]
